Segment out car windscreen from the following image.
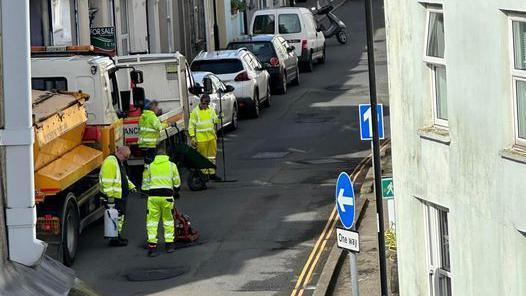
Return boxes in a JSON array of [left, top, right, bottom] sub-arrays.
[[191, 59, 244, 74], [279, 14, 301, 34], [227, 42, 276, 62], [253, 14, 275, 34]]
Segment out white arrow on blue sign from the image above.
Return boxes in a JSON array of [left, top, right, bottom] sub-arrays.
[[336, 172, 356, 229], [359, 104, 385, 141]]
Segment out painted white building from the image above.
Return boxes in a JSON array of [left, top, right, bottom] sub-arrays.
[[384, 0, 526, 295]]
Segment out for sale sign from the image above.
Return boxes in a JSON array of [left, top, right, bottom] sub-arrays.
[[90, 27, 116, 56]]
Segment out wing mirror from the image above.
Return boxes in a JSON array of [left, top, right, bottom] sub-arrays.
[[203, 77, 213, 95], [225, 85, 235, 93], [287, 46, 295, 52], [191, 83, 204, 95], [130, 70, 144, 84]]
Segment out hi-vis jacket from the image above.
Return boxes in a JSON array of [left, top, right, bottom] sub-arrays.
[[138, 110, 167, 148], [99, 155, 136, 200], [188, 106, 220, 142], [141, 155, 181, 193]]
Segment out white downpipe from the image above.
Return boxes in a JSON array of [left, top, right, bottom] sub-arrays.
[[0, 0, 46, 267], [166, 0, 174, 52]]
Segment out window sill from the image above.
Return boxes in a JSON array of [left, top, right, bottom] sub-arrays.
[[500, 146, 526, 164], [418, 126, 450, 145]]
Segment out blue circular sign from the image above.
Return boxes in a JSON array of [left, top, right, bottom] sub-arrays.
[[336, 172, 355, 229]]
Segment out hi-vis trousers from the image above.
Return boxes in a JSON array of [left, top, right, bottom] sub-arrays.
[[146, 196, 175, 244], [196, 139, 217, 175]]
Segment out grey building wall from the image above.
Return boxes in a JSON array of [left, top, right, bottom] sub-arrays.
[[385, 0, 526, 295]]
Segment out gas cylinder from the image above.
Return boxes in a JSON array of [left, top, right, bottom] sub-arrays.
[[104, 205, 119, 239]]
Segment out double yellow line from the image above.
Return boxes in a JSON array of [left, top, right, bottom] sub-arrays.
[[290, 142, 390, 296]]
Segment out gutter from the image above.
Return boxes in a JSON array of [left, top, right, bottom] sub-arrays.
[[0, 0, 46, 267]]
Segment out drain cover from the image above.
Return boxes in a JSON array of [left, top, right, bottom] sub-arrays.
[[252, 151, 290, 159], [125, 266, 189, 282]]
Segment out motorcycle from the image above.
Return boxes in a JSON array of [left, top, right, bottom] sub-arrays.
[[312, 2, 349, 44]]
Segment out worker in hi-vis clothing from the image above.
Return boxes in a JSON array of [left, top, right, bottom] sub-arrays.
[[138, 100, 167, 164], [99, 146, 136, 247], [142, 149, 181, 256], [189, 95, 222, 181]]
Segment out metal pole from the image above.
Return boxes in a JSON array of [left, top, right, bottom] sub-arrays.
[[218, 92, 227, 180], [364, 0, 388, 295], [213, 0, 220, 50], [350, 225, 360, 296]]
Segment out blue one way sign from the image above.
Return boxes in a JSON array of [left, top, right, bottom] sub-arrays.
[[336, 172, 356, 229], [359, 104, 384, 140]]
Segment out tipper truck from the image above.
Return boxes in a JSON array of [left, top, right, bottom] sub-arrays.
[[30, 46, 197, 265]]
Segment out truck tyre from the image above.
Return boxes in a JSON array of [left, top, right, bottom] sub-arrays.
[[61, 194, 80, 267], [188, 170, 207, 191]]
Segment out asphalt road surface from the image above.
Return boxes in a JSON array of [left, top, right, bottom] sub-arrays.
[[73, 0, 388, 294]]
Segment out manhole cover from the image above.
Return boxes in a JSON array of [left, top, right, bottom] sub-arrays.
[[125, 267, 189, 282], [252, 152, 290, 159]]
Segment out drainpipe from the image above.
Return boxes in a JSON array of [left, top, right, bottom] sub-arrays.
[[0, 0, 46, 267], [166, 0, 174, 52]]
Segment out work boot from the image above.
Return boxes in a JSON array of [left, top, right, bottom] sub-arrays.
[[147, 243, 159, 257], [109, 236, 128, 247], [209, 174, 222, 181], [165, 242, 175, 253]]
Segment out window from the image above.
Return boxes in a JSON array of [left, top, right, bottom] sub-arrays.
[[510, 17, 526, 145], [253, 15, 275, 34], [31, 77, 68, 91], [227, 42, 276, 63], [279, 14, 301, 34], [424, 9, 447, 126], [190, 59, 244, 74], [424, 202, 452, 296]]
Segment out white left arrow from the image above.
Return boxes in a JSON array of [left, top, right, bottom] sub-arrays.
[[337, 189, 354, 212]]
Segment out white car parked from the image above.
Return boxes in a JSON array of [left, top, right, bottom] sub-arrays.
[[251, 7, 326, 72], [191, 49, 271, 118], [191, 72, 239, 130]]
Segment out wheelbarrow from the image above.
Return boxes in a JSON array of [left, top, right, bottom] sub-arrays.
[[166, 128, 216, 191]]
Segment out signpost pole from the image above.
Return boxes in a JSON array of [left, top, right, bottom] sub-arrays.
[[350, 226, 360, 296], [364, 0, 389, 294]]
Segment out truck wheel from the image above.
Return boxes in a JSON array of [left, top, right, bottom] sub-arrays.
[[61, 194, 80, 267], [188, 170, 207, 191]]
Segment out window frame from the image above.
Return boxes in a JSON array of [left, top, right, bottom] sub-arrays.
[[423, 202, 452, 296], [424, 7, 448, 127], [508, 14, 526, 147]]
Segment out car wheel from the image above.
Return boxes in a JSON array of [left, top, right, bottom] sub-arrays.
[[337, 30, 348, 44], [252, 91, 260, 118], [61, 194, 79, 267], [291, 66, 300, 86], [278, 72, 287, 94], [319, 46, 326, 64], [264, 84, 272, 107], [229, 105, 239, 130]]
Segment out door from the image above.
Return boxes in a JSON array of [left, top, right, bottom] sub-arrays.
[[210, 75, 232, 125]]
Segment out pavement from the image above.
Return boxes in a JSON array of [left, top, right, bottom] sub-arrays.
[[71, 0, 389, 295]]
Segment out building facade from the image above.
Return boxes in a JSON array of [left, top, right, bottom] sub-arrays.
[[385, 0, 526, 295]]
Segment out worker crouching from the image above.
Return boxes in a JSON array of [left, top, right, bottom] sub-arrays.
[[142, 149, 181, 257], [189, 95, 222, 181]]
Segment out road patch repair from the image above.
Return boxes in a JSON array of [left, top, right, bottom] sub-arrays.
[[125, 266, 190, 282]]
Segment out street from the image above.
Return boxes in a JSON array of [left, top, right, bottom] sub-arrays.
[[73, 0, 388, 295]]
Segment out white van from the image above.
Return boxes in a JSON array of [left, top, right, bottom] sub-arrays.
[[250, 7, 326, 72]]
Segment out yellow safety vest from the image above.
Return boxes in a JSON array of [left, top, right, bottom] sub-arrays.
[[188, 106, 220, 142], [99, 155, 135, 199], [142, 155, 181, 193], [138, 110, 167, 148]]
